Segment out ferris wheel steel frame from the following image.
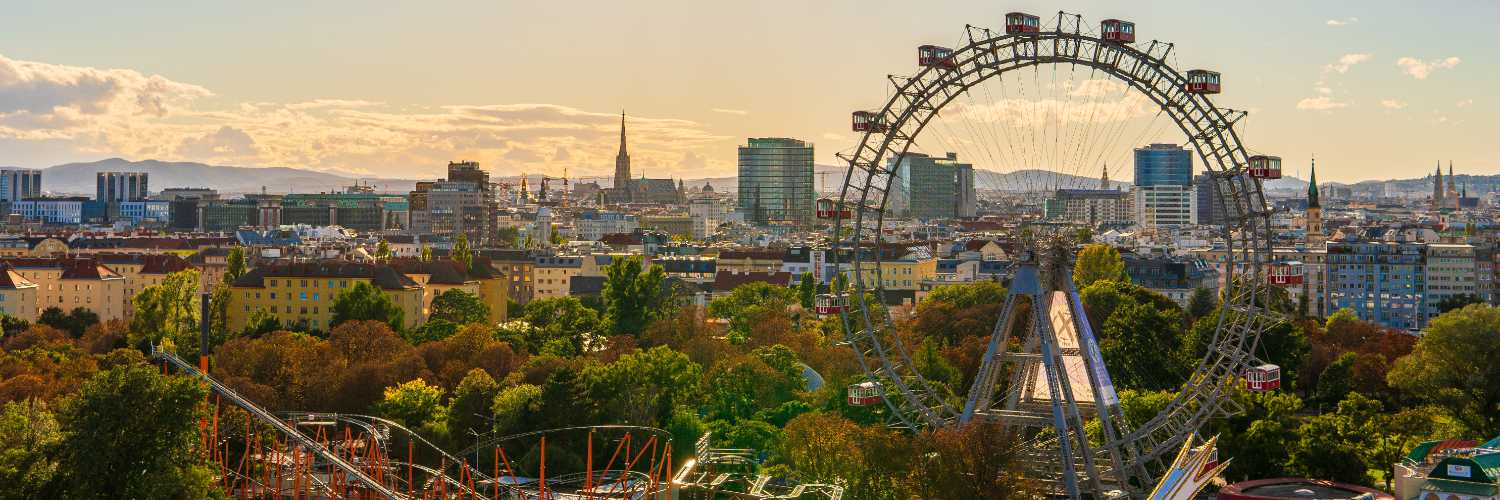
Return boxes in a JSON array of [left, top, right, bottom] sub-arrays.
[[834, 14, 1278, 497]]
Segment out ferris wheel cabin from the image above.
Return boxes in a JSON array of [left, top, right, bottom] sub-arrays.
[[815, 198, 851, 220], [1005, 12, 1041, 34], [1247, 155, 1283, 179], [1100, 19, 1136, 43], [847, 381, 883, 406], [918, 45, 958, 70], [851, 111, 887, 133], [1269, 262, 1304, 286], [814, 293, 848, 315], [1245, 364, 1281, 392], [1185, 70, 1222, 94]]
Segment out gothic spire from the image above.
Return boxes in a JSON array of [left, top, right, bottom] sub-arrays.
[[1100, 163, 1110, 190], [618, 110, 628, 157], [1307, 155, 1319, 208]]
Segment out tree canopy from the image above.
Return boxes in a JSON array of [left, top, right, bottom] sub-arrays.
[[1072, 244, 1128, 289], [429, 289, 490, 326], [602, 256, 669, 337], [331, 281, 406, 331], [1389, 303, 1500, 438]]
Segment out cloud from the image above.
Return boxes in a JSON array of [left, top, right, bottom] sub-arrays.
[[1396, 57, 1461, 79], [679, 151, 707, 170], [1296, 96, 1349, 111], [0, 52, 738, 178], [1456, 99, 1474, 108], [710, 108, 748, 116], [1379, 99, 1408, 110], [1325, 17, 1359, 27], [1324, 53, 1371, 74]]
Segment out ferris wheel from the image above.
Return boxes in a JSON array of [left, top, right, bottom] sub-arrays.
[[829, 11, 1288, 498]]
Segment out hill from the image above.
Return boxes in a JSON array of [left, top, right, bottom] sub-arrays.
[[41, 158, 418, 195]]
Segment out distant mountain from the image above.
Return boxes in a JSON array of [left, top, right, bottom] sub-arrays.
[[40, 158, 419, 196]]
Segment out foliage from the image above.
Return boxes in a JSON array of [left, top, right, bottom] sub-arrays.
[[490, 384, 544, 434], [415, 323, 524, 390], [225, 246, 247, 283], [374, 240, 392, 262], [429, 289, 491, 326], [709, 281, 797, 342], [1314, 352, 1355, 406], [1099, 300, 1188, 391], [452, 234, 473, 272], [1303, 308, 1413, 401], [798, 272, 816, 310], [907, 420, 1032, 499], [375, 378, 447, 431], [53, 365, 221, 498], [447, 368, 500, 438], [37, 307, 100, 339], [703, 351, 802, 422], [331, 281, 405, 331], [1186, 287, 1217, 321], [240, 308, 283, 338], [602, 256, 669, 336], [404, 319, 461, 345], [521, 297, 601, 354], [913, 282, 1006, 347], [580, 346, 702, 426], [1389, 303, 1500, 438], [1286, 393, 1383, 486], [214, 321, 427, 413], [0, 399, 60, 497], [129, 269, 203, 353], [1436, 293, 1485, 314], [1072, 244, 1128, 289], [420, 244, 432, 262]]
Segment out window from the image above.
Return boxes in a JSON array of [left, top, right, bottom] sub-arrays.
[[270, 293, 277, 299], [300, 292, 307, 300], [270, 279, 277, 287]]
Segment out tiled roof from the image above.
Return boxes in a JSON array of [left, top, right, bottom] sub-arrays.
[[387, 258, 472, 285], [233, 261, 420, 290], [94, 253, 195, 274], [0, 257, 124, 280], [0, 265, 36, 289]]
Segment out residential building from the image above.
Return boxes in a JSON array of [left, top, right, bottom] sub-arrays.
[[478, 249, 535, 305], [1327, 241, 1427, 332], [0, 265, 38, 322], [533, 255, 583, 299], [1045, 189, 1132, 226], [717, 249, 784, 274], [94, 253, 195, 318], [1133, 143, 1196, 227], [575, 211, 639, 241], [388, 258, 508, 324], [226, 262, 425, 332], [1425, 243, 1478, 320], [0, 257, 128, 321], [737, 138, 815, 226], [1122, 253, 1220, 305], [0, 169, 42, 202]]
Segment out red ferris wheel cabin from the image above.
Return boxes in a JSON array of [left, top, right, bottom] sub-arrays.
[[1005, 12, 1041, 34], [1100, 19, 1136, 43], [918, 45, 958, 70]]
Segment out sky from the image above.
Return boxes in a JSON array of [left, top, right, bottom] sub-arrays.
[[0, 0, 1493, 183]]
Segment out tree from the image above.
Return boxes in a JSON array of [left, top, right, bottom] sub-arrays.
[[331, 281, 405, 331], [580, 346, 702, 426], [452, 234, 473, 272], [430, 289, 491, 325], [1099, 300, 1188, 391], [1436, 293, 1484, 314], [374, 240, 392, 262], [709, 282, 797, 342], [1072, 243, 1128, 289], [1314, 352, 1355, 406], [375, 378, 447, 431], [0, 399, 60, 497], [1286, 393, 1380, 486], [129, 269, 203, 352], [798, 273, 816, 310], [602, 256, 669, 337], [521, 297, 602, 354], [54, 365, 220, 498], [907, 420, 1032, 499], [37, 307, 98, 339], [1389, 303, 1500, 437], [420, 244, 433, 262], [1187, 287, 1217, 321], [225, 246, 247, 284], [490, 384, 544, 434], [241, 308, 283, 337], [447, 369, 500, 438]]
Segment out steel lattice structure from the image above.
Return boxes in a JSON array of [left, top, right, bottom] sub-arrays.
[[834, 13, 1277, 498]]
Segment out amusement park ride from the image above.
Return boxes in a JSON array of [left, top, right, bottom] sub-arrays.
[[143, 9, 1294, 500], [824, 10, 1291, 499]]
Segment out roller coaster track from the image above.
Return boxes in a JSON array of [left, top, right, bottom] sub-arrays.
[[152, 346, 404, 499]]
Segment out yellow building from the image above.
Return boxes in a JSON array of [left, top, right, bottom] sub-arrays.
[[533, 255, 583, 299], [715, 249, 784, 274], [226, 262, 424, 333], [0, 258, 128, 321], [0, 265, 38, 322], [850, 249, 938, 306], [390, 257, 509, 325], [96, 253, 196, 319]]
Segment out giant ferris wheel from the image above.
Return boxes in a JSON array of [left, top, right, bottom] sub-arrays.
[[827, 11, 1292, 498]]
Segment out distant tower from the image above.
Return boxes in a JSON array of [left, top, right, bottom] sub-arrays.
[[1433, 161, 1444, 209], [614, 111, 633, 202], [1305, 156, 1324, 248], [1100, 164, 1110, 190], [1445, 161, 1460, 210]]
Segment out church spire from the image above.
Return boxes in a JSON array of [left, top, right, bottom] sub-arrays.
[[618, 110, 628, 157], [614, 110, 632, 201], [1306, 156, 1319, 208], [1100, 163, 1110, 190]]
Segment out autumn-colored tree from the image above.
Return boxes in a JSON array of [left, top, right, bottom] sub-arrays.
[[907, 420, 1032, 499], [1389, 303, 1500, 438], [1072, 243, 1128, 289]]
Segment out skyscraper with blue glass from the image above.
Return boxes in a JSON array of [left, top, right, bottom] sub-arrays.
[[1132, 143, 1196, 227]]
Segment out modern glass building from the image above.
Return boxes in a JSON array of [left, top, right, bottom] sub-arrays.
[[1133, 144, 1196, 227], [889, 152, 976, 220], [1327, 241, 1427, 332], [0, 169, 41, 202], [737, 138, 814, 226]]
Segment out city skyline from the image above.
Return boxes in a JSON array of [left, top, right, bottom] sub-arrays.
[[0, 1, 1492, 183]]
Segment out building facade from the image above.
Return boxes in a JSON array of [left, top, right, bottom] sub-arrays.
[[737, 138, 814, 226], [889, 152, 976, 220], [0, 169, 42, 202], [1327, 241, 1427, 332], [97, 171, 149, 202], [226, 262, 425, 332], [1133, 143, 1196, 227]]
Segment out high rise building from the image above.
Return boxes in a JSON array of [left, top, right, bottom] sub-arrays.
[[889, 152, 976, 220], [96, 172, 149, 202], [1193, 174, 1225, 226], [1132, 143, 1196, 227], [737, 138, 814, 226], [1327, 241, 1427, 332], [0, 169, 42, 202]]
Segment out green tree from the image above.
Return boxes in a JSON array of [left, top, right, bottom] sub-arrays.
[[1389, 303, 1500, 437], [798, 272, 816, 310], [375, 240, 392, 262], [375, 378, 447, 430], [54, 365, 220, 498], [0, 400, 60, 497], [1286, 393, 1380, 486], [1072, 243, 1128, 289], [490, 384, 544, 434], [580, 346, 702, 425], [129, 269, 203, 352], [1436, 293, 1485, 314], [521, 297, 602, 354], [1210, 387, 1305, 482], [404, 319, 460, 345], [1186, 287, 1217, 321], [420, 244, 433, 262], [225, 246, 247, 284], [429, 289, 491, 325], [602, 256, 669, 337], [709, 282, 797, 342], [1099, 300, 1188, 391], [331, 281, 406, 331], [1315, 352, 1355, 406], [37, 307, 99, 339], [240, 308, 283, 337], [446, 369, 500, 438], [452, 234, 473, 272]]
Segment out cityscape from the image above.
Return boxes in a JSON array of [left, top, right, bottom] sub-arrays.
[[0, 2, 1497, 500]]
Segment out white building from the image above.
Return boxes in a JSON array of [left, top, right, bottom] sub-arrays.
[[1134, 185, 1197, 227]]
